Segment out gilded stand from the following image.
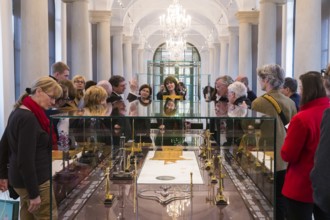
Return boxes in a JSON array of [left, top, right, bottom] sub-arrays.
[[104, 166, 115, 205], [255, 131, 261, 168], [215, 155, 228, 205], [210, 155, 218, 184]]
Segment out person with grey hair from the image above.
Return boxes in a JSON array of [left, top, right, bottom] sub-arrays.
[[227, 81, 251, 108], [252, 64, 297, 220], [97, 80, 113, 102], [236, 75, 257, 102], [212, 75, 234, 102]]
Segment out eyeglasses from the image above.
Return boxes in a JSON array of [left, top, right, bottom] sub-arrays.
[[42, 90, 57, 100], [74, 80, 85, 84]]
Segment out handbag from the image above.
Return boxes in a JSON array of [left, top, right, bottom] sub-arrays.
[[0, 193, 19, 220]]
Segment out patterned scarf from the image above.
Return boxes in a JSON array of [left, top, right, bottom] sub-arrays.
[[22, 96, 58, 150]]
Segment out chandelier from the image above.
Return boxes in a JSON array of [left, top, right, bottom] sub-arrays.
[[159, 0, 191, 37], [160, 0, 191, 60], [166, 36, 187, 60]]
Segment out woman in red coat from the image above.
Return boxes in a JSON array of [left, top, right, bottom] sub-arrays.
[[281, 71, 330, 220]]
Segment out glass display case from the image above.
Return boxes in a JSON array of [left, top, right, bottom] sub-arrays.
[[140, 60, 209, 101], [50, 100, 275, 219]]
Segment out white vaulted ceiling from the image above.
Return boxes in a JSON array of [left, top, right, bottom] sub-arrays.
[[90, 0, 258, 52]]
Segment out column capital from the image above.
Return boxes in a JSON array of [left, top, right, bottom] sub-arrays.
[[228, 26, 239, 35], [123, 35, 133, 43], [260, 0, 287, 5], [111, 26, 123, 36], [219, 36, 229, 43], [62, 0, 88, 3], [89, 10, 111, 24], [132, 43, 140, 49], [236, 11, 259, 25]]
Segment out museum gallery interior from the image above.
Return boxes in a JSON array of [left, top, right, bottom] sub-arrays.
[[0, 0, 329, 219]]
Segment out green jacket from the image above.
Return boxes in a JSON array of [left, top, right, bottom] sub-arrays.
[[252, 90, 297, 171]]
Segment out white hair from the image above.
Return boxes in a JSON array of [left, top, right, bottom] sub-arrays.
[[97, 80, 112, 96], [228, 81, 247, 98]]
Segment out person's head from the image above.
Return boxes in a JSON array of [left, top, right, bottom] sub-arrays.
[[85, 80, 97, 91], [215, 75, 234, 97], [109, 75, 126, 94], [72, 75, 86, 90], [163, 75, 179, 94], [111, 100, 126, 116], [84, 86, 108, 115], [15, 76, 62, 110], [299, 71, 326, 106], [236, 75, 250, 90], [97, 80, 113, 96], [139, 84, 152, 99], [227, 81, 247, 104], [164, 98, 177, 116], [214, 101, 228, 116], [323, 63, 330, 98], [257, 64, 285, 91], [51, 62, 70, 81], [281, 77, 298, 97], [203, 85, 215, 102], [58, 79, 77, 101], [54, 83, 70, 109]]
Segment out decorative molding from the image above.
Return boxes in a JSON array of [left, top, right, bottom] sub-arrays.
[[111, 26, 124, 36], [260, 0, 287, 5], [89, 10, 111, 24], [219, 36, 229, 43], [62, 0, 89, 3], [236, 11, 259, 25]]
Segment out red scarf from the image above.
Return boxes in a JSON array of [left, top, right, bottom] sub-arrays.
[[22, 96, 58, 150]]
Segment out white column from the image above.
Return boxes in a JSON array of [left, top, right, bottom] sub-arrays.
[[123, 36, 133, 82], [55, 0, 67, 62], [21, 0, 49, 92], [0, 0, 15, 134], [208, 46, 215, 82], [132, 44, 139, 77], [281, 1, 294, 77], [219, 36, 229, 75], [236, 11, 259, 84], [257, 0, 286, 95], [63, 0, 91, 79], [294, 0, 321, 78], [90, 10, 111, 81], [138, 48, 144, 74], [214, 43, 220, 78], [201, 50, 209, 82], [228, 26, 239, 78], [111, 27, 124, 76]]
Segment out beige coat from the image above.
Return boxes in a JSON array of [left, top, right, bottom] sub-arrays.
[[252, 90, 297, 171]]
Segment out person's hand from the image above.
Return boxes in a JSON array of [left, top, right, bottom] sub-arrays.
[[28, 196, 41, 213], [0, 179, 8, 192], [159, 85, 165, 92], [239, 101, 248, 109], [129, 79, 138, 93]]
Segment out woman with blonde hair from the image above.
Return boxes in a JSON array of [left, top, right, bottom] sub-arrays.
[[0, 76, 62, 220], [83, 85, 108, 116]]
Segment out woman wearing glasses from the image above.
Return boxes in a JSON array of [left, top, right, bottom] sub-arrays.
[[0, 76, 62, 219]]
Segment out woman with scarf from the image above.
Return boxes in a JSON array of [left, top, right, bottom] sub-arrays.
[[0, 76, 62, 220]]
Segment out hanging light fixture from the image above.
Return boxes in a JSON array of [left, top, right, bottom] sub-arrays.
[[166, 36, 187, 60], [159, 0, 191, 37], [160, 0, 191, 60]]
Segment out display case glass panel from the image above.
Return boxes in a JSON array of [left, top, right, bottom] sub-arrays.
[[50, 100, 275, 219]]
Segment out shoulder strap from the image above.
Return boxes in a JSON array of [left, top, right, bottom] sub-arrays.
[[263, 94, 288, 126]]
